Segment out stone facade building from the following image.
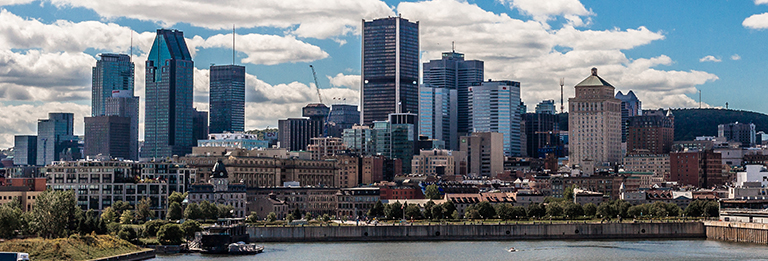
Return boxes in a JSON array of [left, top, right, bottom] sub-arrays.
[[187, 160, 247, 217]]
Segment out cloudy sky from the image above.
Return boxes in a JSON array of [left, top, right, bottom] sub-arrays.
[[0, 0, 766, 148]]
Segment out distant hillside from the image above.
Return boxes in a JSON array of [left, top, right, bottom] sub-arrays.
[[672, 108, 768, 141]]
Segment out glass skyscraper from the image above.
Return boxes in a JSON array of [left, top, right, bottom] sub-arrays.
[[104, 90, 139, 160], [418, 85, 458, 150], [142, 29, 194, 159], [422, 51, 483, 135], [209, 64, 245, 134], [37, 113, 74, 165], [469, 80, 522, 157], [92, 53, 134, 117], [361, 17, 419, 126]]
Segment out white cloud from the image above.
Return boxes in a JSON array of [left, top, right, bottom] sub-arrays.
[[0, 0, 33, 6], [699, 55, 721, 62], [502, 0, 592, 26], [201, 34, 328, 65], [743, 13, 768, 29], [47, 0, 394, 39], [756, 0, 768, 5], [399, 0, 715, 111], [0, 50, 94, 101], [731, 54, 741, 60], [327, 73, 360, 90]]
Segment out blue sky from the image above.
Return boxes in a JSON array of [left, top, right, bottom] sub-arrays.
[[0, 0, 767, 148]]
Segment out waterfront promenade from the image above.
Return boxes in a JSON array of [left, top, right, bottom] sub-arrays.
[[248, 221, 705, 242]]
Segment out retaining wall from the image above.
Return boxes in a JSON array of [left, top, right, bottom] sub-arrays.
[[88, 249, 155, 261], [248, 222, 705, 242], [705, 221, 768, 244]]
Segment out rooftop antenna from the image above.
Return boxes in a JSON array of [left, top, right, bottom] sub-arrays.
[[129, 30, 133, 61], [726, 102, 729, 110], [232, 24, 236, 65], [699, 90, 702, 109], [559, 78, 565, 113], [452, 41, 455, 52]]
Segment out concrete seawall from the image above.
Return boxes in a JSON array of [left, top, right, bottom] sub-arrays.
[[248, 222, 705, 242], [705, 221, 768, 244]]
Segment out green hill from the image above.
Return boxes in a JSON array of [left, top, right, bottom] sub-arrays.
[[672, 108, 768, 141]]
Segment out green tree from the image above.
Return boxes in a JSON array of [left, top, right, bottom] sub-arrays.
[[546, 202, 563, 217], [563, 202, 584, 218], [563, 185, 577, 202], [495, 203, 514, 220], [704, 201, 720, 218], [266, 212, 277, 222], [168, 202, 183, 220], [424, 184, 442, 200], [247, 212, 260, 223], [292, 208, 303, 220], [117, 226, 138, 244], [442, 201, 457, 216], [199, 201, 218, 220], [527, 203, 545, 218], [101, 207, 117, 223], [465, 205, 481, 219], [136, 197, 154, 222], [30, 190, 79, 238], [627, 205, 646, 218], [0, 202, 22, 238], [476, 202, 496, 219], [112, 200, 131, 215], [144, 219, 168, 238], [157, 224, 184, 245], [180, 220, 202, 239], [665, 203, 681, 217], [597, 202, 615, 218], [217, 204, 235, 218], [286, 213, 295, 223], [582, 203, 597, 217], [451, 210, 460, 220], [431, 203, 444, 220], [423, 200, 436, 219], [684, 200, 704, 217], [321, 214, 331, 223], [120, 210, 135, 224], [184, 203, 203, 220], [107, 222, 122, 235], [168, 191, 187, 206], [511, 206, 527, 219], [368, 200, 385, 218], [385, 202, 403, 220], [404, 204, 423, 219], [305, 212, 314, 221]]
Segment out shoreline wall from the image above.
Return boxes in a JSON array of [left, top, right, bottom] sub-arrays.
[[248, 222, 705, 242], [705, 221, 768, 244]]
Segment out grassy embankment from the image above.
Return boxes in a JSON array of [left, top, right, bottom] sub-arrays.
[[0, 234, 146, 261]]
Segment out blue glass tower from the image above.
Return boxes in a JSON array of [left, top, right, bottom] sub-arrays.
[[209, 65, 245, 134], [469, 80, 521, 157], [422, 51, 483, 135], [92, 53, 134, 117], [418, 85, 458, 150], [36, 113, 74, 165], [142, 29, 194, 159]]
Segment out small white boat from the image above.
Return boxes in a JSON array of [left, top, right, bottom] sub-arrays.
[[228, 242, 264, 255], [508, 247, 517, 252]]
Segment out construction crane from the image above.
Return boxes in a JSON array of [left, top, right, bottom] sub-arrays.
[[309, 65, 324, 104]]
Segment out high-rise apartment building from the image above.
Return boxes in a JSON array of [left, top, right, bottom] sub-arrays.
[[92, 53, 134, 117], [568, 68, 622, 169], [615, 90, 641, 142], [422, 51, 483, 134], [469, 80, 521, 156], [460, 132, 504, 177], [419, 85, 458, 150], [626, 109, 674, 154], [361, 17, 419, 125], [84, 116, 131, 159], [670, 150, 725, 188], [13, 135, 36, 166], [718, 122, 756, 147], [535, 100, 557, 114], [36, 113, 74, 165], [209, 65, 245, 134], [104, 90, 139, 160], [142, 29, 194, 159]]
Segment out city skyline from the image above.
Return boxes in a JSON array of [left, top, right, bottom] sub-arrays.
[[1, 0, 768, 148]]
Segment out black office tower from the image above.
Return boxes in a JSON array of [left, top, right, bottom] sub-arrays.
[[361, 16, 419, 126], [423, 51, 483, 135], [209, 65, 245, 134]]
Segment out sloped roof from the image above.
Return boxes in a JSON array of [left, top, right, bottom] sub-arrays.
[[575, 67, 614, 87]]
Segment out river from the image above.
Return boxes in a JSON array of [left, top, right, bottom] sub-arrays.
[[153, 239, 768, 260]]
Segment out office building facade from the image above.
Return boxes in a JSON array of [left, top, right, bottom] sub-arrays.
[[327, 104, 360, 137], [460, 132, 504, 177], [568, 68, 622, 168], [535, 100, 557, 114], [278, 118, 322, 151], [718, 122, 756, 147], [143, 29, 194, 159], [13, 135, 36, 166], [104, 90, 140, 160], [469, 80, 522, 156], [615, 90, 642, 143], [626, 109, 674, 154], [193, 109, 209, 142], [92, 53, 134, 117], [84, 116, 131, 160], [209, 65, 245, 134], [342, 125, 376, 155], [37, 113, 74, 165], [361, 17, 419, 125], [422, 51, 483, 134], [419, 85, 458, 150], [524, 113, 562, 158]]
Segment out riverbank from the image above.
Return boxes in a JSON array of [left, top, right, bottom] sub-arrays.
[[0, 234, 149, 261], [705, 220, 768, 244], [248, 221, 705, 242]]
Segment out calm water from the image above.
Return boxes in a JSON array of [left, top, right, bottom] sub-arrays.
[[153, 239, 768, 261]]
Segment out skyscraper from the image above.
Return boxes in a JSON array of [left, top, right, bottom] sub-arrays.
[[209, 65, 245, 134], [327, 104, 360, 137], [92, 53, 134, 117], [13, 135, 36, 165], [535, 100, 557, 114], [84, 116, 131, 159], [469, 80, 522, 157], [419, 85, 458, 150], [37, 113, 74, 165], [104, 90, 139, 160], [361, 16, 419, 125], [193, 109, 209, 142], [423, 50, 483, 134], [615, 90, 641, 142], [278, 118, 322, 151], [142, 29, 194, 159], [569, 68, 622, 170]]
